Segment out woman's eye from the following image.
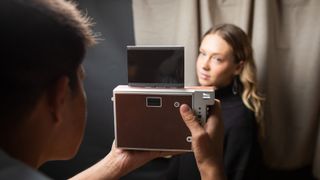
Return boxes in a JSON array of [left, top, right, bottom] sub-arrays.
[[212, 56, 223, 63], [199, 51, 206, 56]]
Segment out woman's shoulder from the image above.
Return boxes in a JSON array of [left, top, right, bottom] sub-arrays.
[[220, 96, 256, 131]]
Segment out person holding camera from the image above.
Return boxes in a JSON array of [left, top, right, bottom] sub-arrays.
[[0, 0, 225, 179]]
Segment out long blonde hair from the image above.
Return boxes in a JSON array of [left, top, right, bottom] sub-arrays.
[[204, 24, 265, 134]]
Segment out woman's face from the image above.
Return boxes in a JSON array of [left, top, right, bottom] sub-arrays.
[[196, 33, 242, 88]]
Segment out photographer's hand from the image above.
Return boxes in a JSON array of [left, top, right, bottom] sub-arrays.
[[180, 100, 226, 180], [70, 141, 179, 180]]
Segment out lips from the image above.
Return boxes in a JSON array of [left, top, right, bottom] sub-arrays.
[[198, 72, 210, 80]]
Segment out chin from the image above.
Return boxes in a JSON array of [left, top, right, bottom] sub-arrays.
[[199, 80, 212, 86]]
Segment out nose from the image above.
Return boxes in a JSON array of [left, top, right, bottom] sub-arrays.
[[201, 57, 211, 70]]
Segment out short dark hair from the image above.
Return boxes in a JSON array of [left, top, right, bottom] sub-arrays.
[[0, 0, 96, 123]]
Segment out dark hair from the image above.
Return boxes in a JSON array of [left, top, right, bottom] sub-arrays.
[[0, 0, 96, 122]]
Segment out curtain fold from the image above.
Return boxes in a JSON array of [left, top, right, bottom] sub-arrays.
[[252, 0, 320, 173], [199, 0, 253, 34], [132, 0, 320, 178], [132, 0, 199, 86]]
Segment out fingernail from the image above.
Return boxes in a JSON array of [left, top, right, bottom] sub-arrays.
[[181, 104, 190, 113]]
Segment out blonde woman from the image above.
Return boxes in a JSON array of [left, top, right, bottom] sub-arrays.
[[167, 24, 264, 180]]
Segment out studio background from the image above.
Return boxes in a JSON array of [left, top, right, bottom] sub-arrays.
[[40, 0, 320, 179]]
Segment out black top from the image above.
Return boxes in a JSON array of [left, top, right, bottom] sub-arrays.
[[166, 84, 262, 180]]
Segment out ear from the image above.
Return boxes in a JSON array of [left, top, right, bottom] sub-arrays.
[[47, 76, 70, 124], [234, 60, 244, 76]]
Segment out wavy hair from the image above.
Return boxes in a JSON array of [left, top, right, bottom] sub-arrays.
[[203, 24, 265, 135]]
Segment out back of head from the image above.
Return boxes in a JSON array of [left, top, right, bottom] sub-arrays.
[[0, 0, 96, 124]]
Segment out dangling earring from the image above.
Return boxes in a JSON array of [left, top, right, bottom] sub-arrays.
[[232, 76, 239, 95]]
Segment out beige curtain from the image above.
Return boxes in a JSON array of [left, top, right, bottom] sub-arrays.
[[132, 0, 320, 178], [132, 0, 199, 86]]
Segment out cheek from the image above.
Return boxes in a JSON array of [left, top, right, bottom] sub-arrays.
[[72, 90, 87, 152], [209, 64, 233, 81], [216, 66, 236, 84], [196, 60, 200, 72], [73, 86, 87, 139], [196, 59, 201, 75], [79, 87, 87, 129], [196, 57, 206, 72], [211, 66, 226, 76]]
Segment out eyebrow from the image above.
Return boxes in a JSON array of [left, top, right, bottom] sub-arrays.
[[199, 48, 223, 56]]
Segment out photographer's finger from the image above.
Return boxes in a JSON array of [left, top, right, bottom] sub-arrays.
[[205, 100, 223, 139], [180, 104, 203, 134]]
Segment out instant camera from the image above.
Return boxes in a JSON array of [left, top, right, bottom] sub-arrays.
[[127, 45, 184, 88], [112, 46, 215, 151]]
